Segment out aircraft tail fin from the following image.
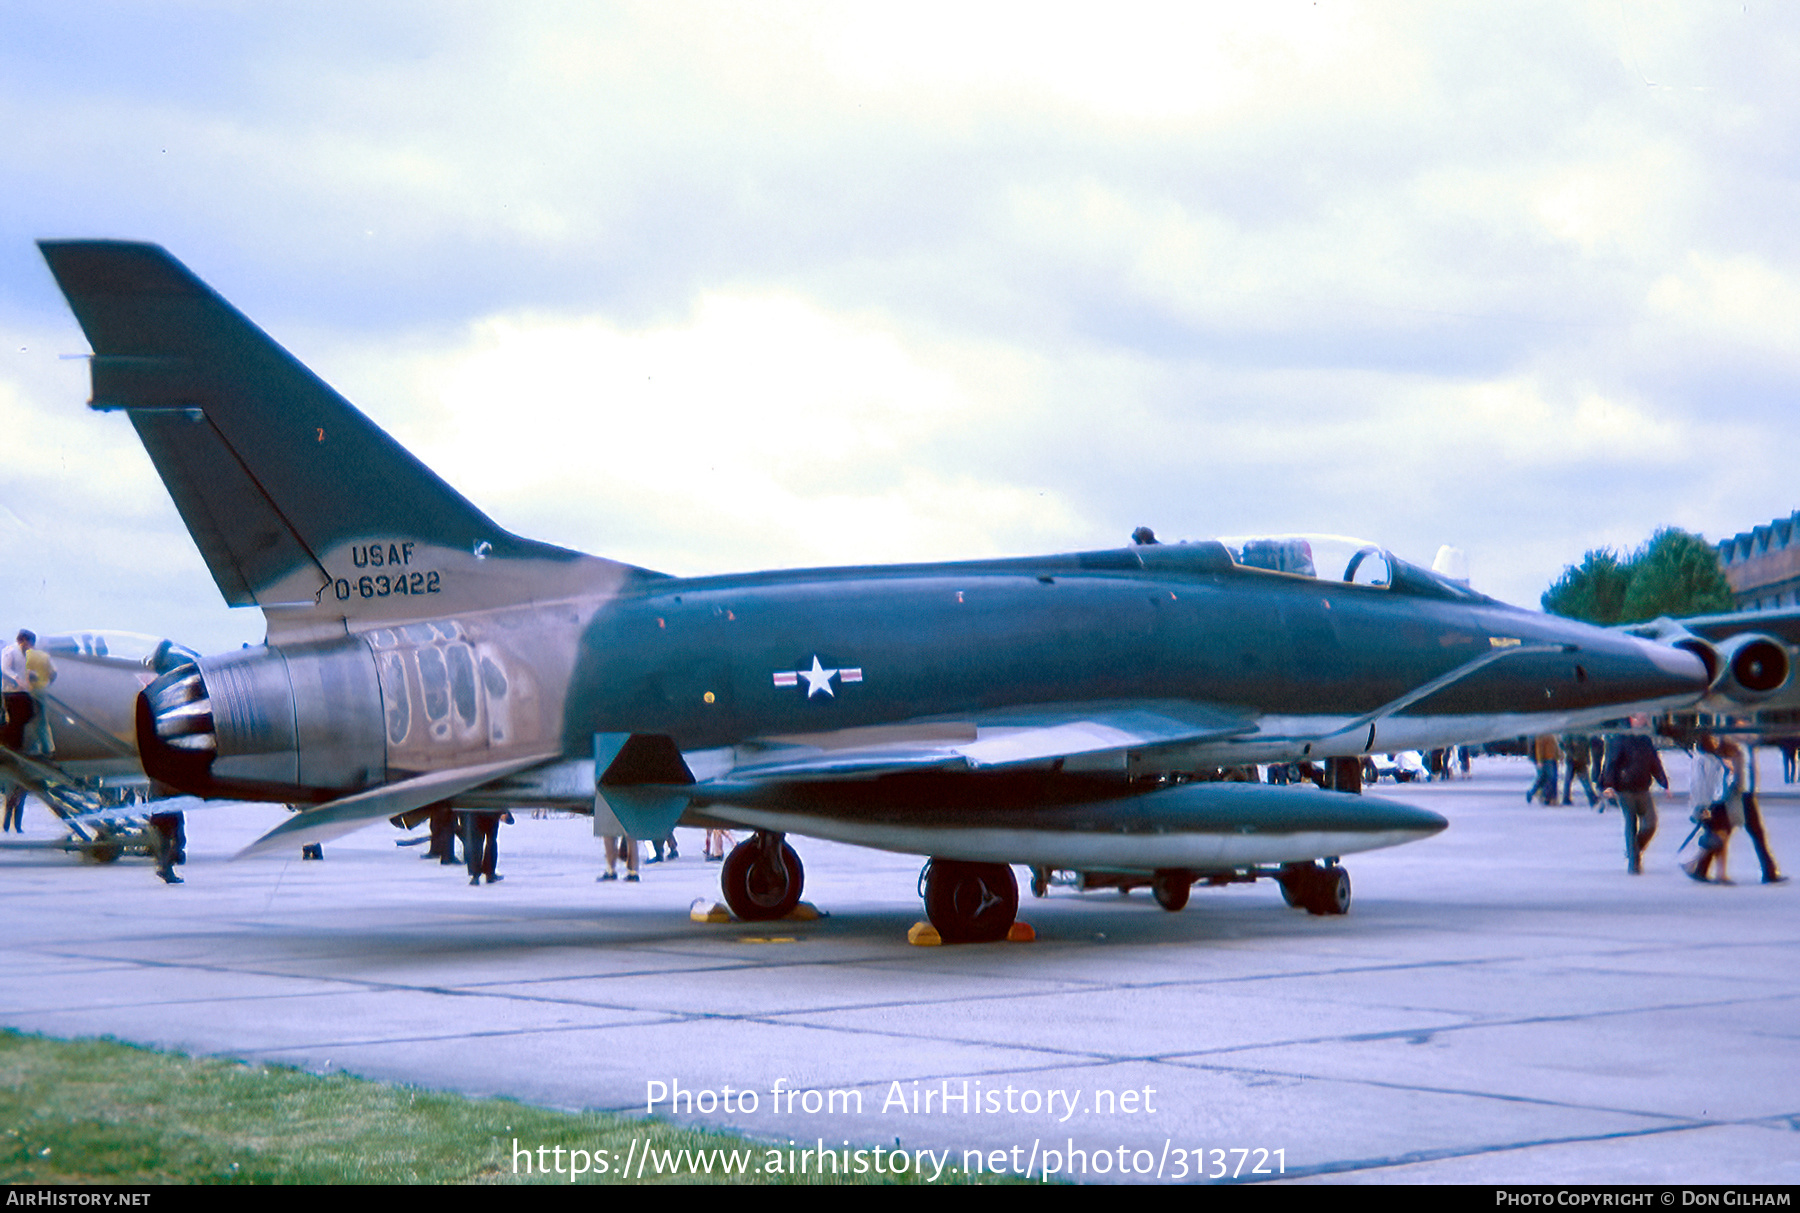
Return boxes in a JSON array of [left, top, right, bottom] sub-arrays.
[[38, 241, 623, 624]]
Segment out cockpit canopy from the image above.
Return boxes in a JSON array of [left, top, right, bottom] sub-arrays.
[[41, 631, 201, 675], [1219, 534, 1392, 585], [1211, 534, 1490, 603]]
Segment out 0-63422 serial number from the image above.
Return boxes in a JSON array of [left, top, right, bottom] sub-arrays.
[[334, 571, 441, 600]]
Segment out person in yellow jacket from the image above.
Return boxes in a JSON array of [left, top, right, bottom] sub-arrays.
[[1526, 734, 1560, 805], [24, 642, 55, 756]]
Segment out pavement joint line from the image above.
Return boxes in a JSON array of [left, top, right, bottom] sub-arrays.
[[31, 947, 1497, 1022], [36, 941, 1794, 1035], [20, 950, 705, 1015], [1156, 1055, 1764, 1128], [213, 1009, 1142, 1065], [31, 923, 1800, 1035], [1263, 1113, 1800, 1183], [18, 951, 1125, 1031], [20, 951, 1795, 1086], [30, 943, 1101, 1003], [1130, 990, 1800, 1063], [229, 1018, 698, 1055]]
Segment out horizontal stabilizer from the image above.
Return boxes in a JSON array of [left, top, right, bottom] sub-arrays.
[[237, 753, 556, 858]]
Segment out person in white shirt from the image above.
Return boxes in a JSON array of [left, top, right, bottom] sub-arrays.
[[1683, 734, 1746, 884]]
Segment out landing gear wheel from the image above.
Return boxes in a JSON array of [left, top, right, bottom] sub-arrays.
[[923, 859, 1019, 943], [1029, 867, 1050, 898], [1277, 863, 1351, 915], [1310, 865, 1350, 915], [1151, 869, 1191, 912], [720, 833, 804, 921], [1276, 863, 1308, 907]]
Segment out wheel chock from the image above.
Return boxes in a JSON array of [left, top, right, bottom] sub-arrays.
[[785, 901, 823, 921], [689, 899, 733, 923], [909, 921, 1034, 945]]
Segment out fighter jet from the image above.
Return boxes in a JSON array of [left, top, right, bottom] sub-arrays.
[[0, 630, 201, 861], [37, 241, 1728, 941], [14, 630, 199, 781]]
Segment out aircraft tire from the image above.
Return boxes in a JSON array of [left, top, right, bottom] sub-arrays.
[[1304, 866, 1351, 916], [720, 836, 804, 922], [1277, 863, 1310, 907], [924, 859, 1018, 943], [1029, 867, 1050, 898], [1151, 869, 1191, 912]]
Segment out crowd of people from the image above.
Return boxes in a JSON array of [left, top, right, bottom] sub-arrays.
[[1526, 719, 1787, 885]]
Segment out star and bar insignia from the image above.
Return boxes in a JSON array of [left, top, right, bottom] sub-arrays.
[[772, 655, 863, 698]]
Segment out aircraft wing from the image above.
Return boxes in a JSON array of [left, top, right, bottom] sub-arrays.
[[585, 702, 1258, 840], [236, 753, 559, 858], [1618, 611, 1795, 706], [1665, 606, 1800, 647], [717, 700, 1258, 781]]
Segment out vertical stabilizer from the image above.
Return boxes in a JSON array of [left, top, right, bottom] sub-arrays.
[[39, 241, 644, 632]]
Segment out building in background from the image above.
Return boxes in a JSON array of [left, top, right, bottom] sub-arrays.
[[1718, 512, 1800, 611]]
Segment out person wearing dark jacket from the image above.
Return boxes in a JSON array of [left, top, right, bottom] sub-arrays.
[[1600, 718, 1669, 874], [1561, 733, 1598, 806]]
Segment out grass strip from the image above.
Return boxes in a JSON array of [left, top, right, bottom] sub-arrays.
[[0, 1030, 993, 1184]]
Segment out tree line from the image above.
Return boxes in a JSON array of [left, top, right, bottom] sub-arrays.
[[1541, 528, 1735, 625]]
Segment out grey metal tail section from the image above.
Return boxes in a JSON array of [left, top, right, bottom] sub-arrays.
[[36, 240, 580, 608]]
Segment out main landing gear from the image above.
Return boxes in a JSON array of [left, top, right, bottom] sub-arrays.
[[1028, 862, 1351, 917], [720, 831, 804, 921], [1277, 861, 1351, 915], [1026, 866, 1196, 910], [921, 859, 1019, 943]]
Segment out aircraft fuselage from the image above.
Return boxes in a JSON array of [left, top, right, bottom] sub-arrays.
[[565, 546, 1702, 762]]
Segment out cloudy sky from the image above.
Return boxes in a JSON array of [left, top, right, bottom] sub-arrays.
[[4, 2, 1798, 654]]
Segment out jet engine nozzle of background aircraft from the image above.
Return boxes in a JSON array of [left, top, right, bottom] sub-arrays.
[[136, 639, 387, 801], [1628, 618, 1791, 705], [1700, 632, 1790, 702]]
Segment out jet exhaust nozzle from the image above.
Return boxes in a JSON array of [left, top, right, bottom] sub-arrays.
[[1628, 616, 1791, 705], [1712, 632, 1790, 700], [136, 640, 387, 801]]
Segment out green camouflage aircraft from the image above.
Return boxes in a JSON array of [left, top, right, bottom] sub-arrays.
[[37, 242, 1743, 941]]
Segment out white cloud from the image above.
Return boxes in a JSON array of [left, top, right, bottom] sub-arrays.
[[1645, 253, 1800, 361], [6, 1, 1800, 630], [342, 295, 1084, 573], [815, 0, 1381, 122]]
